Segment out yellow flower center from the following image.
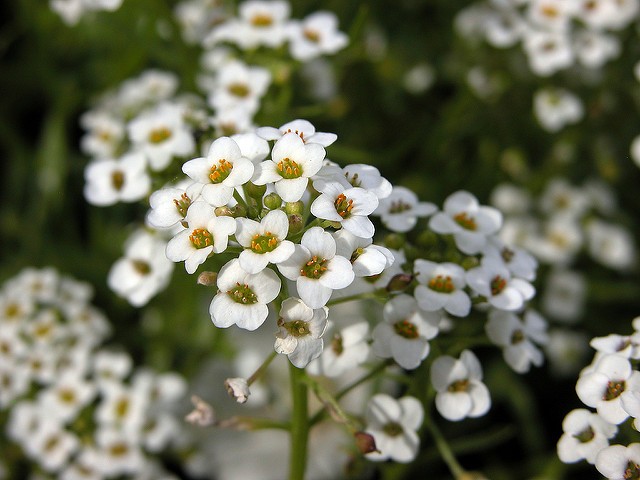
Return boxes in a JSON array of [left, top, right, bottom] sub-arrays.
[[303, 28, 320, 43], [228, 82, 250, 98], [300, 255, 328, 279], [209, 159, 233, 184], [428, 275, 454, 293], [453, 212, 477, 230], [111, 170, 125, 191], [250, 232, 279, 254], [250, 13, 273, 27], [393, 320, 419, 339], [227, 283, 259, 304], [334, 193, 354, 218], [277, 158, 302, 179], [190, 229, 213, 249], [490, 275, 507, 296], [148, 126, 172, 144]]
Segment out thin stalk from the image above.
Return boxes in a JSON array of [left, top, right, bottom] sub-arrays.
[[247, 351, 277, 386], [426, 416, 466, 479], [289, 364, 309, 480]]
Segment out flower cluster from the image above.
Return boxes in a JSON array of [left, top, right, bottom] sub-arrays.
[[558, 316, 640, 479], [0, 268, 190, 478], [456, 0, 637, 77]]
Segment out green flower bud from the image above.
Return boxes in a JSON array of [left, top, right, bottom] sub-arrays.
[[244, 182, 267, 201], [264, 192, 283, 210], [284, 201, 304, 215]]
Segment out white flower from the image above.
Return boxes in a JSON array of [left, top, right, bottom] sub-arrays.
[[311, 182, 379, 238], [274, 297, 328, 368], [28, 419, 79, 472], [286, 11, 348, 61], [235, 209, 295, 274], [206, 0, 291, 50], [596, 443, 640, 480], [210, 258, 281, 331], [80, 111, 125, 159], [431, 350, 491, 421], [523, 29, 573, 76], [224, 377, 250, 404], [333, 229, 394, 277], [146, 182, 203, 230], [252, 132, 326, 202], [591, 333, 640, 360], [340, 164, 393, 199], [482, 237, 537, 282], [371, 294, 439, 370], [208, 60, 271, 115], [490, 183, 531, 215], [307, 321, 370, 377], [166, 201, 237, 274], [364, 394, 423, 463], [466, 258, 535, 311], [542, 268, 586, 323], [586, 219, 636, 271], [557, 408, 617, 464], [84, 153, 150, 206], [38, 374, 96, 424], [256, 119, 338, 147], [277, 227, 354, 309], [128, 103, 195, 171], [430, 190, 502, 254], [95, 382, 148, 433], [94, 428, 144, 477], [375, 186, 436, 233], [107, 230, 174, 307], [576, 354, 640, 424], [574, 30, 620, 69], [485, 309, 548, 373], [413, 259, 471, 317], [182, 136, 255, 207], [93, 350, 132, 387], [534, 88, 584, 133]]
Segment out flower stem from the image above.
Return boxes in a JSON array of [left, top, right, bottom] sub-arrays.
[[289, 363, 309, 480], [426, 415, 466, 479], [247, 350, 277, 386]]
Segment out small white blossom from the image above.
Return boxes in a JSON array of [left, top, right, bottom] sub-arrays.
[[210, 258, 281, 331], [107, 230, 174, 307], [466, 258, 535, 311], [182, 136, 255, 207], [431, 350, 491, 421], [413, 259, 471, 317], [311, 182, 379, 238], [252, 132, 326, 202], [235, 209, 295, 274], [128, 103, 196, 171], [287, 11, 348, 61], [333, 229, 394, 277], [274, 297, 328, 368], [364, 394, 424, 463], [166, 201, 237, 274], [576, 354, 640, 424], [485, 309, 548, 373], [430, 190, 502, 254], [596, 443, 640, 480], [557, 408, 617, 464], [277, 227, 354, 308], [256, 119, 337, 147], [375, 186, 437, 233], [84, 153, 151, 206], [307, 321, 370, 377], [372, 294, 440, 370]]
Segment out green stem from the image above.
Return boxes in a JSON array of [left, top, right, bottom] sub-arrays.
[[289, 363, 309, 480], [247, 351, 278, 386], [426, 415, 466, 479]]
